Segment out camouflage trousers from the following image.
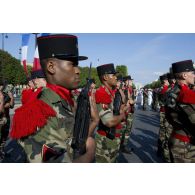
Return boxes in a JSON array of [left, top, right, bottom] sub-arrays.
[[157, 112, 174, 162], [162, 119, 173, 162], [169, 136, 195, 163], [158, 112, 169, 160], [123, 113, 133, 146], [95, 133, 121, 163]]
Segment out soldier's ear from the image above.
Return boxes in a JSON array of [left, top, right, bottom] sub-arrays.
[[182, 72, 187, 80], [103, 74, 109, 81], [46, 60, 56, 75]]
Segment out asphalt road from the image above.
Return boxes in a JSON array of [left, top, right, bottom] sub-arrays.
[[117, 104, 164, 163]]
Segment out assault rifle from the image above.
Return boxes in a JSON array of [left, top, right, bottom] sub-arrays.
[[71, 63, 92, 158], [106, 78, 123, 140]]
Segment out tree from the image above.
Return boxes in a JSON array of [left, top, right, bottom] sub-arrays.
[[0, 49, 27, 85], [116, 65, 128, 76], [144, 80, 161, 89], [79, 66, 101, 88]]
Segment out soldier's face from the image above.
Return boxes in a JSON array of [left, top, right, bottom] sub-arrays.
[[34, 78, 47, 88], [124, 80, 128, 86], [116, 81, 120, 88], [107, 74, 117, 87], [185, 71, 195, 85], [28, 80, 35, 89], [129, 80, 133, 86], [164, 79, 169, 86], [55, 59, 81, 89]]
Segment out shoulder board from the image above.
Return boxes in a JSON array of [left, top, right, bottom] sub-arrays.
[[95, 86, 112, 104], [10, 87, 56, 139]]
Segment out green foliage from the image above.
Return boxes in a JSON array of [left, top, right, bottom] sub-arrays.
[[116, 65, 128, 76], [27, 65, 32, 75], [0, 49, 27, 85], [144, 80, 161, 89], [79, 66, 101, 88]]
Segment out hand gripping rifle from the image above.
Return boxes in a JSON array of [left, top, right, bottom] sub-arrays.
[[71, 63, 92, 159]]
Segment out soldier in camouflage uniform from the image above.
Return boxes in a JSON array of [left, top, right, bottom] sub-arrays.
[[165, 60, 195, 163], [120, 75, 134, 154], [10, 34, 99, 163], [162, 72, 176, 162], [94, 64, 128, 163], [157, 74, 169, 159]]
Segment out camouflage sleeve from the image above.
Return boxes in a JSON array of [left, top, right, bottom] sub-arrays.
[[20, 115, 73, 163], [97, 103, 113, 125], [19, 88, 74, 163]]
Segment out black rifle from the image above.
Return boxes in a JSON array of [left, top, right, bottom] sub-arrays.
[[71, 63, 92, 159], [124, 89, 128, 103], [106, 82, 123, 140]]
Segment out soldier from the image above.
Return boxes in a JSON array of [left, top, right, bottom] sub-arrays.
[[10, 34, 98, 163], [21, 69, 46, 105], [94, 64, 128, 162], [167, 72, 176, 89], [115, 75, 130, 154], [166, 60, 195, 162], [157, 74, 169, 158], [120, 75, 135, 153], [162, 71, 176, 162], [31, 69, 47, 89]]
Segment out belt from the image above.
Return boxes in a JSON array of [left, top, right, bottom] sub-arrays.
[[97, 130, 121, 138], [172, 132, 191, 143], [160, 106, 165, 112]]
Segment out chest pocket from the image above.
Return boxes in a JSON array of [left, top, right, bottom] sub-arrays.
[[53, 101, 74, 138]]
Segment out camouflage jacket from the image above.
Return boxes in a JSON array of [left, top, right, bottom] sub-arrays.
[[19, 87, 74, 163], [95, 86, 114, 126], [165, 83, 195, 137]]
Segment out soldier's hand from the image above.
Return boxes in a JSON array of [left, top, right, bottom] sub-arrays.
[[73, 137, 96, 163], [86, 136, 96, 158], [89, 89, 99, 124], [128, 98, 134, 105], [88, 89, 99, 136], [120, 104, 129, 114]]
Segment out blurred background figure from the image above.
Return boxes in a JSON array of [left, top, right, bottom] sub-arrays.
[[142, 88, 148, 110], [147, 88, 153, 110]]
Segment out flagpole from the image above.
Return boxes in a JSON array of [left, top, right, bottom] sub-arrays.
[[32, 33, 39, 49]]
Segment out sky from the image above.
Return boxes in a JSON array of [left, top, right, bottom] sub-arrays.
[[1, 33, 195, 85]]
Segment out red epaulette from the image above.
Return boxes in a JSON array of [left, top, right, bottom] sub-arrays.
[[21, 88, 34, 105], [160, 85, 169, 94], [95, 86, 112, 104], [177, 84, 195, 104], [10, 87, 56, 139]]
